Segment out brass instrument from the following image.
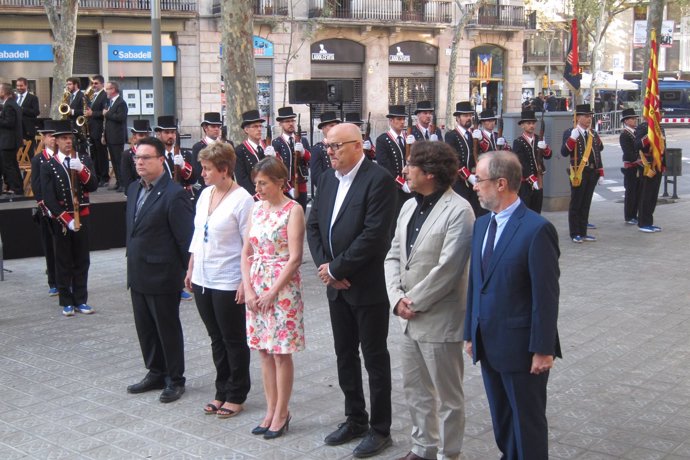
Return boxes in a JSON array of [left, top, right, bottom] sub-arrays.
[[58, 90, 71, 120], [101, 98, 108, 146], [76, 86, 95, 137]]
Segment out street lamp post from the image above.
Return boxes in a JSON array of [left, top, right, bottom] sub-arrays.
[[545, 31, 555, 95]]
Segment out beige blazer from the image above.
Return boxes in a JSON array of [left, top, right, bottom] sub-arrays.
[[385, 188, 475, 342]]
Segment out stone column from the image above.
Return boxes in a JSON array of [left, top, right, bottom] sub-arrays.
[[175, 24, 201, 136]]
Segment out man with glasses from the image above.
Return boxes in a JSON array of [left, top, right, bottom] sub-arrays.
[[384, 141, 474, 460], [464, 150, 561, 460], [307, 123, 397, 458], [125, 136, 194, 403], [84, 75, 110, 187]]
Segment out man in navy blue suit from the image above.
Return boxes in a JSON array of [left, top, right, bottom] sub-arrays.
[[463, 150, 561, 460]]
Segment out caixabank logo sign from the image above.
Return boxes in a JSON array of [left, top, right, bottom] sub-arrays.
[[0, 44, 53, 61], [108, 45, 177, 62]]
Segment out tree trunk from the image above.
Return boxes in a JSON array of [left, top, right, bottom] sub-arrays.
[[640, 0, 665, 100], [445, 0, 485, 128], [44, 0, 79, 120], [588, 0, 607, 109], [221, 0, 258, 143]]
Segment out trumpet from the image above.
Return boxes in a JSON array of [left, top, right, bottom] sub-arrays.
[[58, 90, 71, 119]]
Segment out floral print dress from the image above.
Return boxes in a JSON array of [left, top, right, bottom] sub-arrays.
[[246, 200, 305, 354]]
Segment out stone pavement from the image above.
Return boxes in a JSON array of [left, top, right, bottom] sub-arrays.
[[1, 192, 689, 460]]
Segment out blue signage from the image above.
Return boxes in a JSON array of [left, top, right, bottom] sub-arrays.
[[220, 36, 274, 58], [0, 44, 53, 62], [108, 45, 177, 62]]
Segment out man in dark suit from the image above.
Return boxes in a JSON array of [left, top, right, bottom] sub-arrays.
[[15, 77, 40, 158], [234, 109, 268, 197], [307, 123, 396, 458], [464, 150, 561, 460], [103, 80, 128, 192], [0, 83, 24, 195], [65, 77, 84, 130], [125, 136, 194, 403], [84, 75, 110, 187]]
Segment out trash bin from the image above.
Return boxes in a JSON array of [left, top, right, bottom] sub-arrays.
[[664, 148, 682, 177]]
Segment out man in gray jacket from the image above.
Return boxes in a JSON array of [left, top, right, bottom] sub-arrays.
[[385, 140, 474, 460]]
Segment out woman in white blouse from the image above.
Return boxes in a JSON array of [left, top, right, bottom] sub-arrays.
[[185, 142, 254, 419]]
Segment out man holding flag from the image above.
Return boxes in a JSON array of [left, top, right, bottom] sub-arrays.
[[636, 28, 666, 234]]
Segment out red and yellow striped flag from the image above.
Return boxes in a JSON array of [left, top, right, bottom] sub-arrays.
[[643, 28, 665, 171], [477, 54, 492, 81]]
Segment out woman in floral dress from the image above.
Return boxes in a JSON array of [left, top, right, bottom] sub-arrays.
[[241, 156, 305, 439]]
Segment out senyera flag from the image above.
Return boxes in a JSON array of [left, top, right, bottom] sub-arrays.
[[564, 19, 581, 91], [643, 28, 665, 172]]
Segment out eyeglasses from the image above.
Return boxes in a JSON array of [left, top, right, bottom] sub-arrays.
[[325, 140, 358, 151], [474, 176, 500, 184], [133, 154, 158, 162]]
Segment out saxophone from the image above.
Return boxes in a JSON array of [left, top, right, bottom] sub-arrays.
[[58, 90, 71, 120], [77, 86, 94, 138]]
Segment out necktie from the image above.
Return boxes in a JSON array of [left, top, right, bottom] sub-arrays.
[[289, 136, 295, 152], [18, 94, 23, 106], [70, 93, 75, 104], [397, 135, 405, 153], [257, 145, 264, 158], [481, 215, 497, 276], [424, 130, 429, 140], [466, 131, 472, 145]]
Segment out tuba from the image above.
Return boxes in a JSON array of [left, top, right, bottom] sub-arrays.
[[58, 90, 71, 120]]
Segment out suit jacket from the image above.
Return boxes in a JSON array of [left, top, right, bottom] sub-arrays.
[[560, 128, 603, 171], [0, 98, 23, 150], [512, 134, 551, 178], [104, 96, 128, 145], [234, 140, 265, 196], [411, 125, 442, 142], [126, 172, 194, 295], [88, 90, 107, 141], [444, 127, 475, 172], [17, 92, 39, 139], [463, 201, 562, 373], [375, 131, 406, 179], [69, 91, 84, 120], [620, 128, 637, 164], [307, 157, 397, 305], [310, 141, 331, 190], [384, 188, 474, 342], [272, 135, 311, 192]]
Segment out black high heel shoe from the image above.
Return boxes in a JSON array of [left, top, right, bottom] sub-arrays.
[[251, 424, 269, 435], [263, 413, 291, 440]]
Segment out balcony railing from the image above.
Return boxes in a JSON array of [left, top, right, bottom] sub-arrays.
[[308, 0, 453, 23], [524, 50, 565, 64], [0, 0, 196, 11], [463, 4, 536, 29], [212, 0, 288, 16]]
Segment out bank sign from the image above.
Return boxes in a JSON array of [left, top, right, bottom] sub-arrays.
[[0, 44, 53, 61], [109, 45, 177, 62]]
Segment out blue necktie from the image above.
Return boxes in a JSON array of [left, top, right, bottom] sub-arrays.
[[481, 215, 497, 276]]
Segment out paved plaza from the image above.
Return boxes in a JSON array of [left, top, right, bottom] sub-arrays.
[[1, 149, 690, 458]]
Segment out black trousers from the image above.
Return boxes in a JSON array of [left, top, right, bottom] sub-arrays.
[[568, 168, 599, 238], [51, 218, 90, 306], [107, 143, 124, 186], [192, 284, 251, 404], [40, 216, 57, 288], [1, 148, 23, 193], [130, 289, 185, 386], [637, 172, 662, 228], [622, 167, 641, 222], [452, 179, 486, 218], [91, 140, 110, 182], [328, 294, 391, 436], [519, 183, 544, 214]]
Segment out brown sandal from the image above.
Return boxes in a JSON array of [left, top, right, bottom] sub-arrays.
[[203, 402, 223, 414], [217, 405, 243, 419]]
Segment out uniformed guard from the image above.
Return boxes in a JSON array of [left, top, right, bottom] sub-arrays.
[[474, 108, 509, 153], [619, 108, 640, 225], [191, 112, 223, 195], [154, 115, 196, 197], [375, 105, 413, 216], [560, 104, 605, 243], [121, 119, 151, 194], [30, 120, 58, 297], [272, 106, 311, 210], [634, 110, 665, 233], [410, 100, 442, 141], [444, 101, 484, 216], [235, 109, 270, 197], [345, 112, 375, 159], [310, 111, 341, 191], [512, 109, 552, 213], [39, 120, 99, 316]]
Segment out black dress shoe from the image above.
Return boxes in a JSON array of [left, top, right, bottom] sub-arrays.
[[324, 421, 369, 446], [159, 384, 185, 403], [353, 430, 392, 458], [263, 413, 290, 440], [251, 425, 269, 435], [127, 375, 165, 394]]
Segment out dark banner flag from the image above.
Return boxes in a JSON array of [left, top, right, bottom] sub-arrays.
[[564, 19, 582, 91]]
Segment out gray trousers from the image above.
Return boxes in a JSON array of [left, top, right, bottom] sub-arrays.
[[401, 334, 465, 460]]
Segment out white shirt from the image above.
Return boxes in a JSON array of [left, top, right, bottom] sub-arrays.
[[204, 136, 217, 144], [189, 185, 254, 290], [329, 153, 366, 258]]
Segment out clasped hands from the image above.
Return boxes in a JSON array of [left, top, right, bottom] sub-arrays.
[[318, 263, 350, 290], [245, 288, 277, 314]]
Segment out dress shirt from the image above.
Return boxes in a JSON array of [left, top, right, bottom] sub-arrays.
[[329, 153, 366, 262], [17, 92, 25, 106], [189, 185, 254, 291], [481, 197, 521, 254], [204, 136, 217, 145], [406, 189, 444, 256]]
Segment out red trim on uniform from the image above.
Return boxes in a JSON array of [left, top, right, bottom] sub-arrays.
[[181, 162, 193, 179], [598, 168, 604, 177], [458, 166, 471, 180], [58, 211, 73, 226], [565, 137, 577, 151], [542, 146, 552, 158], [78, 167, 91, 183]]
